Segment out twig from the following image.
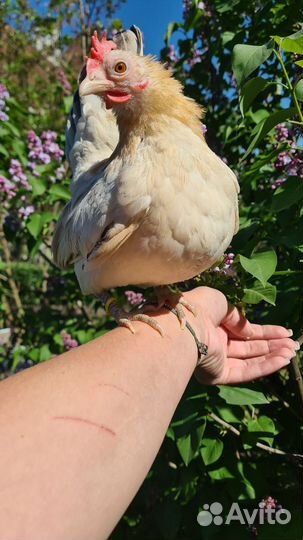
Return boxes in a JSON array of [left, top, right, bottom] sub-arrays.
[[0, 225, 24, 319], [290, 334, 303, 416], [38, 248, 58, 270], [79, 0, 87, 59], [274, 49, 303, 124], [209, 412, 303, 463]]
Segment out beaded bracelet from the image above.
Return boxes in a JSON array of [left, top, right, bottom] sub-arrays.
[[161, 303, 208, 367]]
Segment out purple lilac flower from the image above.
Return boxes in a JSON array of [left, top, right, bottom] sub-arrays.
[[275, 124, 289, 143], [125, 290, 144, 306], [27, 129, 64, 170], [55, 164, 65, 180], [271, 178, 286, 190], [188, 44, 204, 67], [260, 496, 277, 509], [0, 84, 10, 101], [167, 45, 178, 64], [0, 83, 10, 122], [275, 151, 292, 170], [197, 1, 213, 16], [60, 330, 79, 350], [0, 110, 9, 121], [213, 252, 236, 276], [274, 125, 303, 182], [183, 0, 193, 18], [0, 175, 16, 199], [57, 69, 72, 96], [8, 159, 31, 190], [18, 205, 35, 219]]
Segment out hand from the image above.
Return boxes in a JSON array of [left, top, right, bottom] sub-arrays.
[[183, 287, 298, 385]]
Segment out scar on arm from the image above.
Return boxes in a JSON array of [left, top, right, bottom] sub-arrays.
[[97, 383, 130, 397], [53, 415, 116, 437]]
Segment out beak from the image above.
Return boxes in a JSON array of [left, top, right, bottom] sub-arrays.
[[79, 76, 114, 97]]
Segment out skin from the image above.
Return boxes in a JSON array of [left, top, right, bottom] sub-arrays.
[[0, 287, 298, 540]]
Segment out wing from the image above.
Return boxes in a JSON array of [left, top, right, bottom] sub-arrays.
[[53, 26, 145, 269], [52, 162, 151, 269]]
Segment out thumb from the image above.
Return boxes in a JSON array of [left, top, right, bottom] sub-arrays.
[[221, 304, 253, 339]]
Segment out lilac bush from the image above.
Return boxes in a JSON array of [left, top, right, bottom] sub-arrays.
[[0, 83, 10, 122]]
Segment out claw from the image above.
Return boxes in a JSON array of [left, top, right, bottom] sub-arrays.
[[178, 297, 198, 317], [100, 291, 164, 336], [153, 286, 198, 328], [120, 313, 164, 336]]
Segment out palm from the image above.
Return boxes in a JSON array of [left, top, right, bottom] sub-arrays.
[[185, 287, 297, 385]]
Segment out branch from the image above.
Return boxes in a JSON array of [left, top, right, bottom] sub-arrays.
[[209, 412, 303, 463], [291, 334, 303, 416], [0, 224, 24, 319], [79, 0, 87, 59]]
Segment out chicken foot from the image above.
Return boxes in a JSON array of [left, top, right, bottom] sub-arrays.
[[100, 291, 164, 336], [145, 286, 198, 330]]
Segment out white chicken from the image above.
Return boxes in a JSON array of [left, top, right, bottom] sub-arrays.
[[53, 27, 239, 335]]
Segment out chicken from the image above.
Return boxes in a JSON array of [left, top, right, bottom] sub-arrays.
[[52, 29, 239, 334]]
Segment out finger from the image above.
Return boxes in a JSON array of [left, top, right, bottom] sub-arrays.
[[221, 304, 253, 338], [217, 348, 295, 385], [222, 305, 292, 340], [244, 323, 294, 340], [227, 337, 299, 359]]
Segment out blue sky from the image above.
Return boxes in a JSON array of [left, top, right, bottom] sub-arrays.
[[115, 0, 183, 56]]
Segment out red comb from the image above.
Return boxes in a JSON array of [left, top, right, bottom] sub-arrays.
[[89, 30, 117, 63]]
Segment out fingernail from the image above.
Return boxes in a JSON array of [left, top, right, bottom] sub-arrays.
[[288, 329, 293, 337], [294, 341, 300, 351]]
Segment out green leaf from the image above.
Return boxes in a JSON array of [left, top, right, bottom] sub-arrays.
[[296, 59, 303, 68], [242, 107, 296, 159], [243, 416, 278, 448], [176, 421, 206, 466], [26, 212, 54, 239], [248, 415, 277, 434], [294, 79, 303, 101], [164, 21, 180, 44], [239, 250, 277, 286], [272, 177, 303, 212], [208, 466, 235, 480], [0, 143, 9, 157], [218, 386, 270, 405], [12, 139, 27, 164], [29, 177, 47, 197], [249, 108, 270, 124], [243, 281, 277, 305], [63, 95, 73, 115], [39, 344, 52, 362], [232, 40, 274, 86], [216, 0, 240, 13], [239, 77, 269, 116], [4, 121, 21, 137], [215, 406, 244, 423], [26, 214, 44, 239], [49, 184, 70, 202], [201, 438, 224, 465], [222, 31, 235, 46], [273, 29, 303, 54]]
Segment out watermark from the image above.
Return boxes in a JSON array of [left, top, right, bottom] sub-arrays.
[[197, 501, 291, 527]]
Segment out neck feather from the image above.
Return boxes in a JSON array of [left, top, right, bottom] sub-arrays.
[[114, 57, 205, 142]]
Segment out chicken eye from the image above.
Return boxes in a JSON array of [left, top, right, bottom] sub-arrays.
[[114, 61, 127, 74]]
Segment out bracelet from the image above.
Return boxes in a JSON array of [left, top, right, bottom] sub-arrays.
[[161, 303, 208, 367]]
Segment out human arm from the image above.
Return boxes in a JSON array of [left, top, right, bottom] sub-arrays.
[[0, 287, 297, 540]]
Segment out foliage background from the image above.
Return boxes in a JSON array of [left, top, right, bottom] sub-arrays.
[[0, 0, 302, 538]]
